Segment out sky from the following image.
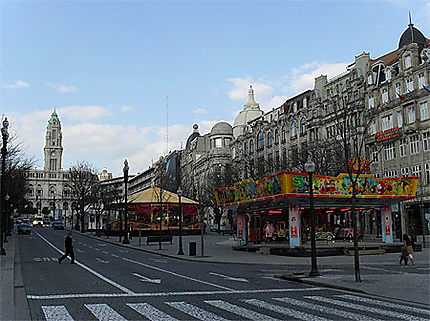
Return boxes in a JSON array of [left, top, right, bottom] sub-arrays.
[[1, 0, 430, 177]]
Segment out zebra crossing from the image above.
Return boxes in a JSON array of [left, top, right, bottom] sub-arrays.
[[40, 294, 430, 321]]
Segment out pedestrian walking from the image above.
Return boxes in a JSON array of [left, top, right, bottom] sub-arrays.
[[58, 231, 75, 264], [399, 234, 414, 266]]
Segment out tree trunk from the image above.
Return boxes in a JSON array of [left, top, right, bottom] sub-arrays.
[[80, 202, 85, 233], [351, 188, 361, 282]]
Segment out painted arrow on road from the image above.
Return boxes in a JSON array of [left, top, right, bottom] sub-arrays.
[[132, 273, 161, 284], [95, 258, 110, 264], [210, 272, 249, 282]]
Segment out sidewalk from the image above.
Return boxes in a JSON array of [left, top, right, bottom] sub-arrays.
[[84, 231, 430, 306]]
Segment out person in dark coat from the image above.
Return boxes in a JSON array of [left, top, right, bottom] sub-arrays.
[[399, 234, 410, 266], [58, 231, 75, 264]]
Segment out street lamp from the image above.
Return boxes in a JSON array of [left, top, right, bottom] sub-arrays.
[[0, 117, 9, 255], [305, 157, 320, 277], [122, 159, 130, 244], [64, 202, 68, 228], [177, 187, 184, 255], [4, 193, 10, 242]]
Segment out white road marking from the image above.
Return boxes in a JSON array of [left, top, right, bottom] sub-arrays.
[[27, 287, 325, 300], [320, 268, 341, 272], [149, 258, 168, 263], [42, 306, 74, 321], [132, 272, 161, 284], [76, 249, 84, 253], [123, 257, 233, 291], [35, 232, 134, 294], [274, 296, 383, 321], [245, 298, 331, 321], [102, 251, 108, 254], [85, 303, 127, 321], [127, 303, 178, 321], [306, 296, 428, 321], [111, 254, 119, 258], [97, 243, 106, 247], [206, 300, 281, 321], [118, 249, 128, 253], [337, 294, 430, 317], [96, 258, 110, 264], [166, 301, 229, 321], [210, 272, 249, 282]]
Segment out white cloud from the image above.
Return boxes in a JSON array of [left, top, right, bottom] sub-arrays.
[[45, 82, 77, 93], [193, 108, 206, 114], [120, 105, 134, 113], [227, 77, 274, 102], [3, 80, 29, 89]]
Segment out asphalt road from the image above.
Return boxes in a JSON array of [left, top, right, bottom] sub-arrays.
[[19, 228, 430, 321]]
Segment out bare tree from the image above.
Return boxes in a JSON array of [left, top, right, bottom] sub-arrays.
[[66, 161, 99, 233]]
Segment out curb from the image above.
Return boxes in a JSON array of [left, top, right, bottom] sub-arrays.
[[14, 234, 31, 321]]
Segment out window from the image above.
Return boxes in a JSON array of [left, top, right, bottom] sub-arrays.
[[406, 77, 414, 92], [408, 106, 416, 123], [281, 126, 286, 142], [425, 163, 430, 185], [300, 117, 307, 135], [401, 167, 409, 177], [292, 101, 297, 113], [399, 138, 408, 157], [384, 170, 398, 178], [52, 129, 56, 139], [397, 110, 403, 128], [267, 131, 273, 147], [410, 135, 420, 154], [423, 132, 430, 151], [420, 101, 429, 121], [214, 138, 222, 148], [257, 132, 264, 150], [232, 146, 236, 159], [372, 146, 379, 162], [313, 109, 318, 118], [411, 165, 421, 178], [381, 114, 393, 131], [405, 55, 411, 69], [368, 94, 375, 108], [274, 128, 279, 144], [291, 121, 297, 139], [291, 145, 298, 166], [303, 97, 307, 108], [370, 119, 377, 135], [386, 67, 392, 81], [249, 139, 254, 153], [381, 88, 388, 103], [243, 142, 247, 155], [418, 73, 426, 88], [224, 138, 231, 146], [384, 142, 396, 160], [268, 153, 273, 167], [354, 90, 359, 100], [367, 74, 373, 85], [395, 82, 402, 97]]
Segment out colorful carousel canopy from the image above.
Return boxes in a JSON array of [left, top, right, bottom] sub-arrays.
[[128, 186, 198, 205]]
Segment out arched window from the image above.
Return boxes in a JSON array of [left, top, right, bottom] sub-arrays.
[[244, 142, 247, 155], [267, 131, 273, 147], [291, 121, 297, 138], [249, 139, 254, 153], [275, 128, 279, 144], [281, 126, 286, 142], [257, 132, 264, 150], [300, 117, 307, 135]]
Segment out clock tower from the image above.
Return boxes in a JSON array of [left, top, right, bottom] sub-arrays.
[[44, 110, 63, 171]]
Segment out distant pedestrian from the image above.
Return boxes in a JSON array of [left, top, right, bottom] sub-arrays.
[[399, 234, 414, 266], [58, 231, 75, 264]]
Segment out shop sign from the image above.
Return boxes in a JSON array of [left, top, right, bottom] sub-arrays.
[[375, 127, 399, 142]]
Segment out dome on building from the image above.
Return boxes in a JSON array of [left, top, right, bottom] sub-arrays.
[[185, 124, 201, 149], [210, 122, 233, 136], [233, 85, 263, 138], [398, 18, 427, 49]]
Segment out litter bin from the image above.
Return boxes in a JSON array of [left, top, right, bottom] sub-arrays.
[[189, 242, 196, 256]]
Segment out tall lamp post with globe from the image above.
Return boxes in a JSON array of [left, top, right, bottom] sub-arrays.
[[122, 159, 130, 244], [305, 157, 320, 277], [1, 117, 9, 254], [177, 187, 184, 255]]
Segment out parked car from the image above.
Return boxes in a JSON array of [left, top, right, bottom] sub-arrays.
[[316, 231, 335, 241], [52, 221, 65, 230], [43, 218, 51, 226], [15, 217, 23, 225], [18, 223, 32, 234], [210, 224, 219, 232]]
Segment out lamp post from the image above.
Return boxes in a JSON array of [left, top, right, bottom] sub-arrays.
[[122, 159, 130, 244], [64, 202, 68, 229], [4, 193, 10, 242], [177, 187, 184, 255], [0, 117, 9, 255], [305, 157, 320, 277]]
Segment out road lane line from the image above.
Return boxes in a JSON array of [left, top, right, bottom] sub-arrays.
[[111, 254, 119, 258], [205, 300, 281, 321], [42, 306, 74, 321], [85, 303, 127, 321], [337, 295, 430, 317], [35, 231, 135, 295], [274, 297, 383, 321], [128, 303, 178, 321], [27, 287, 325, 300], [123, 257, 233, 291], [306, 296, 428, 321], [244, 298, 331, 321], [166, 301, 229, 321]]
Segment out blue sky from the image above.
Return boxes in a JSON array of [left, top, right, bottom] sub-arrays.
[[1, 0, 430, 176]]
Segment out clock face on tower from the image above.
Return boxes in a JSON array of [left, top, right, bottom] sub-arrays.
[[51, 151, 55, 157]]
